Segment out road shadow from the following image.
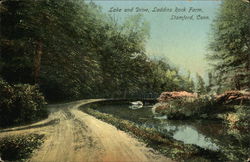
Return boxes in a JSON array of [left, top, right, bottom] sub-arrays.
[[0, 119, 59, 133]]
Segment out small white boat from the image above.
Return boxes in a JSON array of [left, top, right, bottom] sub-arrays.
[[130, 101, 143, 106], [129, 101, 143, 110]]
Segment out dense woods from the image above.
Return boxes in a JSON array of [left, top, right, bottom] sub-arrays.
[[207, 0, 250, 92], [0, 0, 249, 161], [0, 79, 47, 127], [0, 0, 194, 102]]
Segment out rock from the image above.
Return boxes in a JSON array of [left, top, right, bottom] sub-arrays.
[[216, 90, 250, 105], [157, 91, 197, 102]]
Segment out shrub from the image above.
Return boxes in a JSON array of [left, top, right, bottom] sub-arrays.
[[82, 107, 220, 161], [221, 109, 250, 162], [153, 95, 218, 119], [225, 105, 250, 131], [0, 134, 44, 161], [216, 90, 250, 105], [157, 91, 197, 102], [0, 79, 47, 127]]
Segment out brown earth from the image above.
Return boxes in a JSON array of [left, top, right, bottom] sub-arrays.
[[216, 90, 250, 105], [0, 99, 172, 162], [157, 91, 197, 103]]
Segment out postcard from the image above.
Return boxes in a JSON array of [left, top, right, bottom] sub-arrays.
[[0, 0, 249, 161]]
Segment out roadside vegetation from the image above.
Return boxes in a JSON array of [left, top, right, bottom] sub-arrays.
[[0, 1, 195, 160], [152, 90, 250, 161], [83, 92, 249, 161], [0, 0, 249, 161], [153, 93, 217, 120], [153, 91, 250, 120], [0, 0, 195, 103], [0, 79, 47, 127], [0, 134, 44, 162], [82, 107, 222, 161]]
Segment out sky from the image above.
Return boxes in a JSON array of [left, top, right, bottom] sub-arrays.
[[92, 0, 222, 77]]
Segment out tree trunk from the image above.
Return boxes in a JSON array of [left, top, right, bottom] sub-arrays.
[[123, 89, 127, 99], [234, 75, 241, 90], [33, 40, 43, 84]]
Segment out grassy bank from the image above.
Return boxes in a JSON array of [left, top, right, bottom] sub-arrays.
[[81, 107, 222, 161], [152, 93, 250, 161], [153, 94, 249, 124], [0, 133, 44, 161], [153, 96, 228, 120]]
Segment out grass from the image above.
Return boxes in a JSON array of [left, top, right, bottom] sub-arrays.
[[0, 133, 44, 162], [153, 95, 240, 120], [82, 107, 222, 161], [81, 96, 249, 161]]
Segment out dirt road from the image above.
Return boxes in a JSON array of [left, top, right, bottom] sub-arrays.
[[0, 99, 172, 162]]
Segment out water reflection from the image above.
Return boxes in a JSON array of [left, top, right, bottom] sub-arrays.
[[129, 104, 143, 110], [90, 103, 220, 150], [141, 119, 219, 150], [154, 115, 167, 120], [172, 125, 219, 150]]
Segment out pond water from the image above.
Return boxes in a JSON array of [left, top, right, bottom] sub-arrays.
[[87, 102, 230, 151]]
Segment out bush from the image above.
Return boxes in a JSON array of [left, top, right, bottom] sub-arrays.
[[225, 105, 250, 131], [221, 107, 250, 162], [82, 107, 219, 161], [0, 79, 47, 127], [235, 107, 250, 130], [153, 95, 219, 119], [0, 134, 44, 161]]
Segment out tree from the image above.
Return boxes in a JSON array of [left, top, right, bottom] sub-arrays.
[[181, 71, 195, 92], [206, 72, 214, 93], [196, 73, 206, 94], [0, 0, 104, 100], [0, 0, 196, 101], [207, 0, 250, 90]]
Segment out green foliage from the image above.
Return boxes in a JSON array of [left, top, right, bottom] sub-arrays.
[[206, 72, 214, 93], [223, 129, 250, 162], [224, 105, 250, 130], [207, 0, 250, 90], [0, 79, 47, 127], [154, 97, 250, 161], [0, 0, 195, 101], [196, 73, 206, 94], [142, 59, 195, 95], [234, 106, 250, 129], [0, 134, 44, 161], [154, 96, 220, 120], [82, 107, 218, 161], [218, 106, 250, 162]]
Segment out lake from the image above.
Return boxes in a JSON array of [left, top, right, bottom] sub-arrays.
[[85, 101, 234, 151]]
